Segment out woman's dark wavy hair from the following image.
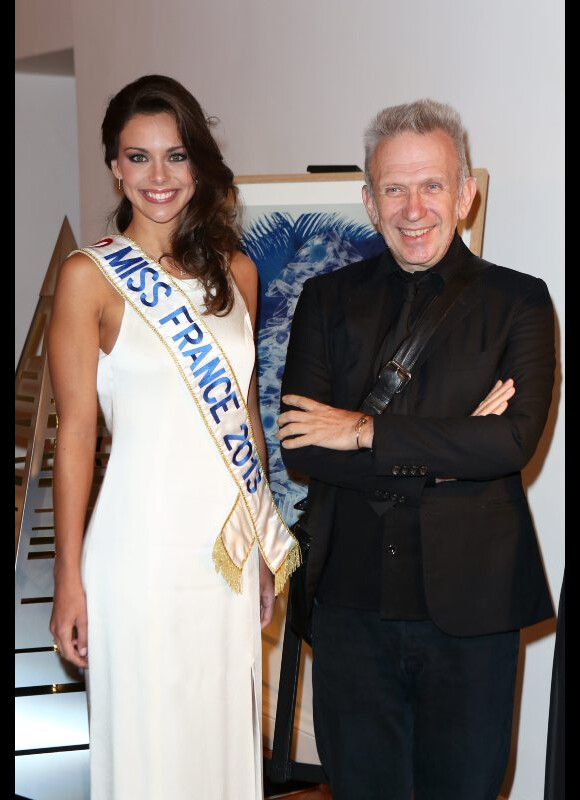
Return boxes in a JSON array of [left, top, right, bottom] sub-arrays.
[[102, 74, 240, 315]]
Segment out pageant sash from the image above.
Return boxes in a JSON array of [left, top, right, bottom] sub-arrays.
[[78, 235, 300, 595]]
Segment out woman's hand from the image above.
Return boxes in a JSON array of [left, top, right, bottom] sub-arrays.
[[258, 553, 275, 629], [49, 567, 89, 669]]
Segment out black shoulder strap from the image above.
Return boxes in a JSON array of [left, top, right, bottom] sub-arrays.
[[361, 263, 486, 416]]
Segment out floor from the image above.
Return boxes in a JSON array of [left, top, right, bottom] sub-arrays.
[[265, 783, 331, 800], [263, 765, 331, 799]]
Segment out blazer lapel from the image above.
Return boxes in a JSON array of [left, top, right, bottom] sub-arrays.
[[340, 253, 394, 409], [413, 258, 486, 370]]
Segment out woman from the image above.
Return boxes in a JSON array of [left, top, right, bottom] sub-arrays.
[[48, 74, 299, 800]]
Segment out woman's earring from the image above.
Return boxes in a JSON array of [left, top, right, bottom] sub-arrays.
[[118, 177, 123, 191]]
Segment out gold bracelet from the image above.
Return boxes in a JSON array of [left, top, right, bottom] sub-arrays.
[[354, 415, 369, 449]]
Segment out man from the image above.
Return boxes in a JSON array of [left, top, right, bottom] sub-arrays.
[[277, 99, 555, 800]]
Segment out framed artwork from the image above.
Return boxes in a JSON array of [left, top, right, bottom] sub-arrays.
[[237, 172, 385, 527]]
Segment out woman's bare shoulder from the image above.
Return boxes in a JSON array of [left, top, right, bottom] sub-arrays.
[[229, 250, 258, 317], [59, 249, 100, 278], [229, 250, 258, 286], [56, 250, 116, 300]]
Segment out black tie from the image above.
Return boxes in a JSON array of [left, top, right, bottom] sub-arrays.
[[372, 277, 417, 379]]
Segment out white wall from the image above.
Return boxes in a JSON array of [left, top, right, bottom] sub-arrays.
[[15, 0, 72, 59], [15, 73, 80, 366], [15, 1, 564, 798]]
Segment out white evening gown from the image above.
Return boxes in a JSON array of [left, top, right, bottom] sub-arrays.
[[82, 276, 263, 799]]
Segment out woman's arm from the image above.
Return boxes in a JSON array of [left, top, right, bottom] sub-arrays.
[[230, 252, 275, 628], [47, 253, 110, 667]]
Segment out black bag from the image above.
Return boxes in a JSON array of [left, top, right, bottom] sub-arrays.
[[288, 499, 313, 645]]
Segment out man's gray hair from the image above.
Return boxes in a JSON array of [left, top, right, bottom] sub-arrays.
[[364, 98, 470, 192]]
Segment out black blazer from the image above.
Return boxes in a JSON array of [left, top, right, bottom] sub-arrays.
[[280, 236, 555, 636]]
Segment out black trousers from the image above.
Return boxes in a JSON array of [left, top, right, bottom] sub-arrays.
[[311, 602, 519, 800]]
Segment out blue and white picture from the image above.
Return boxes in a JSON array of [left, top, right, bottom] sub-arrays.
[[238, 179, 385, 525]]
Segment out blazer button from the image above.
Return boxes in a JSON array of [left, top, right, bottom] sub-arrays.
[[401, 466, 409, 476], [398, 495, 406, 503], [392, 465, 401, 476], [419, 466, 427, 476], [386, 543, 397, 556], [410, 466, 418, 476]]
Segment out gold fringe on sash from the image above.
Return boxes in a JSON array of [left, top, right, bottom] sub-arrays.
[[213, 535, 302, 596], [274, 540, 302, 597], [212, 535, 243, 594]]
